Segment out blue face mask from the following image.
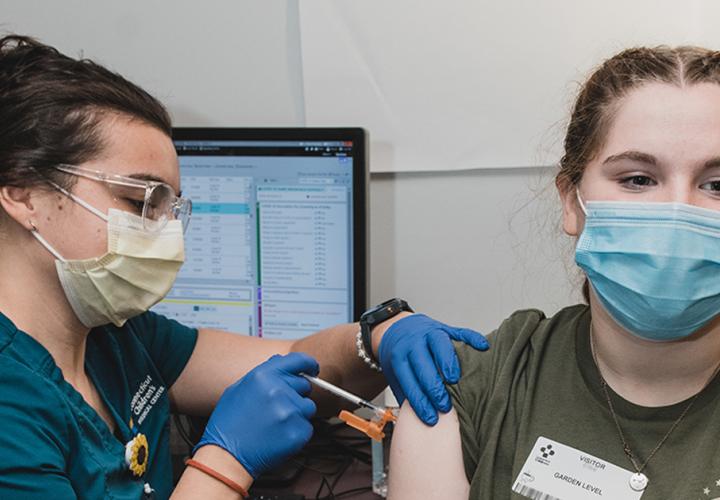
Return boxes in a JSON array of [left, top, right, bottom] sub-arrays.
[[575, 193, 720, 341]]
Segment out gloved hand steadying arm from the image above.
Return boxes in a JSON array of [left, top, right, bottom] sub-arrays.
[[193, 352, 319, 479], [378, 314, 489, 426]]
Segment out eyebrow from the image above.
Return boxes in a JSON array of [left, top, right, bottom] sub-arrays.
[[602, 150, 720, 170], [128, 173, 166, 183], [602, 151, 657, 166], [703, 157, 720, 169], [128, 173, 182, 197]]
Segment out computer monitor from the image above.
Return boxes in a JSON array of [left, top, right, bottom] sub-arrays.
[[152, 128, 368, 340]]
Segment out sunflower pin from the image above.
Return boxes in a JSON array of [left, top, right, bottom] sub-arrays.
[[125, 433, 149, 477]]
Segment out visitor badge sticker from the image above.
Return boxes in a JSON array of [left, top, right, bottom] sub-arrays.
[[512, 437, 644, 500]]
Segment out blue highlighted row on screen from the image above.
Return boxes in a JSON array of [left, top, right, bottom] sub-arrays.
[[192, 203, 251, 214]]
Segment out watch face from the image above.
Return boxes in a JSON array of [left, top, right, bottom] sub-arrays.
[[362, 298, 407, 325], [381, 297, 400, 306], [363, 300, 392, 318]]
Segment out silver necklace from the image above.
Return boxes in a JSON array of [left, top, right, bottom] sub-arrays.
[[589, 326, 720, 492]]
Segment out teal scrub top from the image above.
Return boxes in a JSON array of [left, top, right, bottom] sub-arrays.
[[0, 311, 198, 499]]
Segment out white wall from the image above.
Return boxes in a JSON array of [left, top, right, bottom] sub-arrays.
[[369, 168, 581, 333], [2, 0, 306, 127], [299, 0, 720, 172], [2, 0, 581, 333]]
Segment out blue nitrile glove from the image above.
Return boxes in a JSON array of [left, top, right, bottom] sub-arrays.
[[378, 314, 489, 425], [193, 352, 319, 479]]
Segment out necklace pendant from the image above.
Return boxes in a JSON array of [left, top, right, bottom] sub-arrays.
[[629, 472, 648, 492]]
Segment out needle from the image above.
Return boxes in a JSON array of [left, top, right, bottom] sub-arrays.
[[302, 374, 385, 416]]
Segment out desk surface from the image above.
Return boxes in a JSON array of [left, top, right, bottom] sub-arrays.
[[172, 416, 386, 500], [249, 422, 386, 500], [251, 458, 381, 499]]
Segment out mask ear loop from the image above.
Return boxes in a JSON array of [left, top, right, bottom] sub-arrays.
[[28, 220, 66, 262], [576, 187, 588, 216]]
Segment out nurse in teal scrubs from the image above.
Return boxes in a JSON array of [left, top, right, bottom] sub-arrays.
[[0, 35, 489, 499]]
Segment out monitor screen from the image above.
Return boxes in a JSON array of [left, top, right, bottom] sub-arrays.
[[152, 128, 367, 340]]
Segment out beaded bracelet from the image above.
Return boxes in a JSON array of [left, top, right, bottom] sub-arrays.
[[356, 328, 382, 372]]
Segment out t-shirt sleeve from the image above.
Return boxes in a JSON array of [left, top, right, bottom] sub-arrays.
[[446, 335, 495, 480], [0, 361, 76, 499], [445, 309, 546, 481], [129, 311, 199, 388]]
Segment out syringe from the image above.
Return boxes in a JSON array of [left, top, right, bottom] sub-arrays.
[[301, 373, 397, 441], [301, 373, 386, 417]]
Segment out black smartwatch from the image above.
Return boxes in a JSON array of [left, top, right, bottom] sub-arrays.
[[359, 298, 413, 363]]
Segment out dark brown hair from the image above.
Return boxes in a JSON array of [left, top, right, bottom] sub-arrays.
[[0, 35, 172, 194], [555, 45, 720, 301]]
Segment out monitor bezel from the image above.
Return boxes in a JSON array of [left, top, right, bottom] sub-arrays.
[[172, 127, 368, 324]]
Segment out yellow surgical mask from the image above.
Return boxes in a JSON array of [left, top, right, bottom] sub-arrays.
[[32, 204, 185, 328]]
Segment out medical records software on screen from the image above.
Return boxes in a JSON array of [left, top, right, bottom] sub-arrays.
[[152, 129, 367, 341]]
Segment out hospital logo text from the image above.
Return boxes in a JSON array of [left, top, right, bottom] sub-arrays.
[[130, 375, 165, 425]]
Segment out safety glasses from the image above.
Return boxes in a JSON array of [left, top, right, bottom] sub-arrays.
[[54, 164, 192, 233]]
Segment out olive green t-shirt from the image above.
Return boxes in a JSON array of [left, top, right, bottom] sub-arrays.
[[447, 304, 720, 499]]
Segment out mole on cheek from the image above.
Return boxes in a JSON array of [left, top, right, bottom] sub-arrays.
[[58, 205, 63, 210]]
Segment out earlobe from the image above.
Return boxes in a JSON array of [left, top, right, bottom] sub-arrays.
[[0, 186, 37, 231], [556, 180, 582, 237]]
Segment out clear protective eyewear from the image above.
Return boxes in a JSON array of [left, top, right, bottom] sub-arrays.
[[53, 164, 192, 233]]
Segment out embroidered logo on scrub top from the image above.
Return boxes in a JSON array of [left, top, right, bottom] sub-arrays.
[[130, 375, 165, 426]]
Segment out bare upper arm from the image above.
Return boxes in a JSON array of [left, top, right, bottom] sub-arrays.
[[169, 328, 292, 416], [388, 401, 470, 500]]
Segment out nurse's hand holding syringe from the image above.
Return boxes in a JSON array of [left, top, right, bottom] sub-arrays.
[[193, 353, 319, 479]]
